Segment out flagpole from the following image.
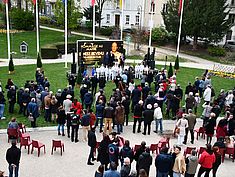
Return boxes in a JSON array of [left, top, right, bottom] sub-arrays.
[[65, 0, 68, 68], [36, 0, 40, 54], [148, 7, 153, 49], [120, 0, 124, 40], [176, 0, 185, 58], [93, 3, 95, 40], [6, 1, 11, 60]]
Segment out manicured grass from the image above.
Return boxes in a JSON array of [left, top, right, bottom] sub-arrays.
[[0, 29, 90, 59], [0, 63, 234, 129]]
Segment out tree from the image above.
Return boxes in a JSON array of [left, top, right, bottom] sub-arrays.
[[96, 0, 115, 29], [37, 53, 42, 68], [76, 67, 83, 85], [8, 54, 14, 74], [54, 0, 82, 30], [174, 55, 179, 70], [168, 63, 173, 78], [11, 8, 34, 30], [162, 0, 231, 50], [83, 5, 100, 23]]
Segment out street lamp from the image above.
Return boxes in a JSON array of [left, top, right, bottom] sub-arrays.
[[137, 5, 142, 50]]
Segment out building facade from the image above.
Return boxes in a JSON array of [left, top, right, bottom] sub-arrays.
[[226, 0, 235, 41]]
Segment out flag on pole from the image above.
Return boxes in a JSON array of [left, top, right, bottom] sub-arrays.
[[32, 0, 36, 5], [91, 0, 95, 6], [3, 0, 8, 3], [178, 0, 183, 16], [120, 0, 122, 8]]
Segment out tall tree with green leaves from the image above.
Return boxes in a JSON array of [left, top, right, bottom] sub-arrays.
[[162, 0, 232, 50], [83, 5, 100, 23], [168, 63, 173, 78], [54, 0, 82, 30]]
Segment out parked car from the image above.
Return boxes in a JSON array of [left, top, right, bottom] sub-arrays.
[[223, 40, 235, 52]]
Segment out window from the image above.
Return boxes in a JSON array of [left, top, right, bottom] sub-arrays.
[[125, 15, 130, 25], [106, 14, 110, 24], [232, 0, 235, 6], [135, 15, 140, 26], [229, 14, 235, 24]]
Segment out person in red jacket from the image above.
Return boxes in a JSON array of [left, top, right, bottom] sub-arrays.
[[197, 144, 215, 177], [72, 98, 83, 117]]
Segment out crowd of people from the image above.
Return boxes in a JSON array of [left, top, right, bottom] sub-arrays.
[[1, 58, 235, 177]]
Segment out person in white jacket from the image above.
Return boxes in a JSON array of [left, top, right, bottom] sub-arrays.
[[203, 85, 212, 104], [175, 114, 188, 145], [153, 103, 163, 134], [225, 90, 234, 106]]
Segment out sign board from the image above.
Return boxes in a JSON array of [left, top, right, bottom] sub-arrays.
[[20, 41, 28, 54], [77, 40, 124, 65]]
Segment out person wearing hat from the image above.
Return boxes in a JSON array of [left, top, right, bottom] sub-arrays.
[[142, 104, 154, 135], [63, 95, 72, 115], [153, 103, 163, 134], [133, 100, 143, 133], [175, 113, 188, 145], [6, 140, 21, 177], [87, 126, 97, 165]]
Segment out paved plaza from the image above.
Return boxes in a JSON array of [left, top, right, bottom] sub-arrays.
[[0, 118, 235, 177]]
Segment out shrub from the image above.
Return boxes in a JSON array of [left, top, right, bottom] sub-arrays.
[[174, 56, 179, 70], [208, 46, 226, 57], [151, 26, 169, 45], [41, 46, 58, 59], [168, 63, 173, 78], [85, 21, 92, 31], [37, 53, 42, 68], [11, 8, 34, 31], [99, 26, 115, 36], [40, 16, 51, 25], [9, 54, 14, 73]]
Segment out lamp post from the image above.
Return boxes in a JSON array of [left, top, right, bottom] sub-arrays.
[[137, 5, 142, 50]]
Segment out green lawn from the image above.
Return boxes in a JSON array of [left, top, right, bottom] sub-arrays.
[[127, 55, 189, 63], [0, 63, 234, 129], [0, 29, 90, 59]]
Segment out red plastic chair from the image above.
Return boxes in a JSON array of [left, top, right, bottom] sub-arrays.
[[51, 140, 64, 156], [194, 127, 205, 140], [19, 131, 30, 141], [150, 144, 158, 154], [133, 144, 141, 154], [159, 137, 170, 148], [197, 147, 206, 158], [31, 140, 46, 157], [219, 148, 226, 163], [7, 128, 19, 143], [184, 147, 196, 157], [224, 147, 235, 162], [20, 137, 32, 154], [18, 123, 26, 133]]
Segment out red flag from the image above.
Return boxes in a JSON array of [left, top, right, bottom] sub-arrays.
[[3, 0, 8, 4], [32, 0, 36, 6], [178, 0, 183, 16], [91, 0, 95, 6]]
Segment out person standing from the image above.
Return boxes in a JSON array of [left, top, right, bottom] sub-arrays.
[[70, 109, 80, 143], [27, 98, 39, 128], [133, 100, 143, 133], [185, 150, 198, 177], [155, 147, 173, 177], [203, 85, 212, 104], [84, 91, 93, 110], [103, 102, 114, 135], [138, 148, 152, 176], [115, 102, 125, 134], [131, 86, 141, 112], [204, 113, 216, 145], [197, 144, 215, 177], [44, 92, 52, 122], [172, 146, 186, 177], [175, 114, 188, 145], [183, 109, 196, 145], [0, 92, 6, 120], [7, 86, 16, 114], [153, 103, 163, 134], [142, 104, 154, 135], [120, 157, 131, 177], [91, 74, 99, 96], [212, 146, 222, 177], [120, 140, 134, 166], [57, 106, 66, 136], [81, 110, 90, 142], [95, 100, 105, 133], [134, 141, 146, 177], [87, 126, 97, 165], [103, 162, 120, 177], [6, 140, 21, 177]]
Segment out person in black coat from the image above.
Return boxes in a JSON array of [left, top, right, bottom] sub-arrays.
[[142, 83, 150, 102], [138, 148, 152, 176], [17, 88, 24, 114], [133, 100, 143, 133], [80, 85, 88, 107], [6, 140, 21, 177], [122, 95, 130, 126], [134, 141, 146, 177], [131, 86, 141, 112], [21, 88, 30, 116], [87, 126, 97, 165], [91, 74, 99, 96], [205, 113, 216, 144], [143, 104, 154, 135], [0, 92, 6, 119], [97, 133, 111, 170], [57, 106, 66, 136], [228, 114, 235, 136], [7, 86, 16, 113]]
